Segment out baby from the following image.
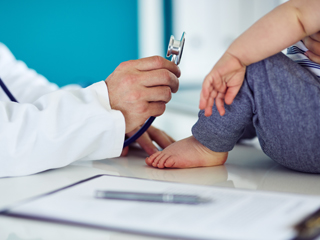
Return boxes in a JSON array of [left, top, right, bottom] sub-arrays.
[[146, 0, 320, 173]]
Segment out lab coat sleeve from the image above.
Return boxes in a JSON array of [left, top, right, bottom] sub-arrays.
[[0, 42, 80, 103], [0, 79, 126, 178]]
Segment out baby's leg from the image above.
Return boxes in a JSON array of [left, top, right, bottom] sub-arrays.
[[245, 53, 320, 173], [146, 65, 255, 169], [147, 52, 320, 172]]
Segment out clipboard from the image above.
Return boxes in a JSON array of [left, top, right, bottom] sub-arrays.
[[1, 174, 320, 240]]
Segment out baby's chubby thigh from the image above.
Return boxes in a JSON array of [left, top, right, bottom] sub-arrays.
[[246, 52, 320, 173]]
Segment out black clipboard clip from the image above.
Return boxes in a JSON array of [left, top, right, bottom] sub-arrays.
[[293, 208, 320, 240]]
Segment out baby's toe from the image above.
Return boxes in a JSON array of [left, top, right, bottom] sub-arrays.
[[145, 157, 152, 166], [152, 153, 163, 167], [145, 151, 161, 166], [157, 155, 169, 168], [164, 157, 176, 168]]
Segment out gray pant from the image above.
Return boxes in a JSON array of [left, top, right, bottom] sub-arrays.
[[192, 52, 320, 173]]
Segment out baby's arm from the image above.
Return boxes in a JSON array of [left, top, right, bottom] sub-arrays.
[[228, 0, 320, 65], [201, 0, 320, 116]]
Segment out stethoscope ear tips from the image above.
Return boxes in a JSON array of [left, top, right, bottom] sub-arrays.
[[167, 32, 186, 65]]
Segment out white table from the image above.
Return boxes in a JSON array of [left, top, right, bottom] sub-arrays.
[[1, 144, 319, 240]]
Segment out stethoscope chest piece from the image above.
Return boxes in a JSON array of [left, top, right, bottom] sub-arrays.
[[123, 32, 186, 148], [167, 32, 186, 65]]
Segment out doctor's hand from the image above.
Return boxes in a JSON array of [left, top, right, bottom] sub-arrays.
[[303, 32, 320, 64], [121, 125, 175, 156], [105, 56, 180, 133]]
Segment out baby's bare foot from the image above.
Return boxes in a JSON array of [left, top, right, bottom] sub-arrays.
[[145, 136, 228, 169]]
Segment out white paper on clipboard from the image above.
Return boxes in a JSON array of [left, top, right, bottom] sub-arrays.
[[1, 174, 320, 240]]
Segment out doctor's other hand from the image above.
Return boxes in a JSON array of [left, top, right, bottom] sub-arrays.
[[121, 125, 175, 156], [105, 56, 180, 133], [199, 52, 246, 117], [303, 32, 320, 64]]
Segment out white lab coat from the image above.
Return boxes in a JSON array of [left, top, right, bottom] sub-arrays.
[[0, 43, 125, 177]]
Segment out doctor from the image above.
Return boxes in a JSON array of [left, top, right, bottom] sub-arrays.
[[0, 43, 180, 177]]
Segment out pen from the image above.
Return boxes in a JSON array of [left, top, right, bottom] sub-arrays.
[[95, 190, 211, 205], [294, 207, 320, 240]]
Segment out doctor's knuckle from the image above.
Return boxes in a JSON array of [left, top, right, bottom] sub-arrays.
[[158, 70, 172, 84], [164, 87, 172, 101], [153, 56, 165, 68], [163, 70, 172, 80]]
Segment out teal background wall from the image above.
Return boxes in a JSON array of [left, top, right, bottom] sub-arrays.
[[0, 0, 138, 87]]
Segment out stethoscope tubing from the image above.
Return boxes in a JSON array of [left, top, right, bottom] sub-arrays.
[[0, 77, 18, 102], [123, 116, 155, 148]]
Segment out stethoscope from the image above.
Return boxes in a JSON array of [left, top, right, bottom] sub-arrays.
[[0, 32, 186, 148]]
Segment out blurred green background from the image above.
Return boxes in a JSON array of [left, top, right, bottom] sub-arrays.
[[0, 0, 138, 87]]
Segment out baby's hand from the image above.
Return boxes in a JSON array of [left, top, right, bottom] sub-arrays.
[[199, 52, 246, 116], [303, 32, 320, 64]]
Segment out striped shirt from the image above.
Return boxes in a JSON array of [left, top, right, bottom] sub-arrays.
[[287, 41, 320, 77]]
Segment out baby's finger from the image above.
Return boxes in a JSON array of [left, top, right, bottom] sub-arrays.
[[200, 82, 214, 109], [204, 91, 216, 116], [201, 78, 212, 98], [205, 105, 213, 117], [204, 98, 214, 116], [225, 85, 241, 105], [199, 89, 208, 110], [216, 92, 225, 116], [200, 80, 212, 107]]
